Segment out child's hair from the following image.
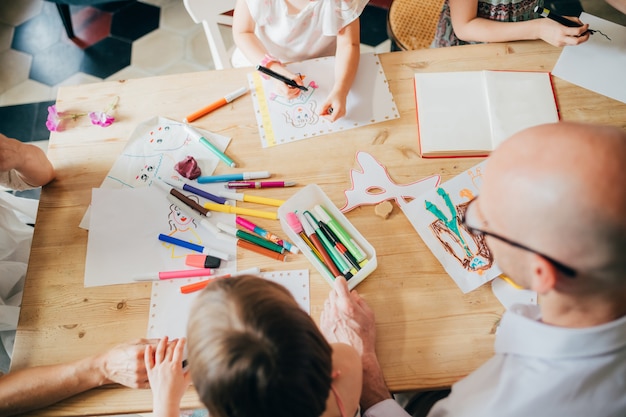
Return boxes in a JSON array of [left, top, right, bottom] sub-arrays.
[[187, 275, 333, 417]]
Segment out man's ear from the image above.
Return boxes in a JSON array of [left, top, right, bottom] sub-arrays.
[[529, 253, 558, 294]]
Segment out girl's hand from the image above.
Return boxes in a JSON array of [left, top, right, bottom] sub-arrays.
[[320, 90, 347, 122], [538, 17, 590, 46], [144, 337, 191, 417], [267, 64, 304, 100]]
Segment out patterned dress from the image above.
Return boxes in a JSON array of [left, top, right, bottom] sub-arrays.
[[433, 0, 543, 47]]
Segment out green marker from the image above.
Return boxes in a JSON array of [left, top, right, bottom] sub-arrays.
[[313, 204, 367, 262], [303, 211, 354, 278]]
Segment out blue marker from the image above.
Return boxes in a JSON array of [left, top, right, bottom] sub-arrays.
[[197, 171, 271, 184], [163, 179, 227, 204], [158, 233, 231, 261]]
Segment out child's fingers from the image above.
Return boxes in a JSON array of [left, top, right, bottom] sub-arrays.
[[165, 338, 178, 362], [155, 336, 168, 363], [144, 345, 154, 370], [172, 338, 186, 363]]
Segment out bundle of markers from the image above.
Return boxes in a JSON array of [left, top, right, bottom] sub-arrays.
[[144, 172, 301, 293], [286, 205, 369, 281]]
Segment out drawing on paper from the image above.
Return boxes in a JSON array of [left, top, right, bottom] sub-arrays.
[[79, 116, 231, 230], [161, 200, 203, 258], [249, 54, 399, 147], [401, 160, 502, 293], [105, 123, 195, 188], [425, 188, 493, 273]]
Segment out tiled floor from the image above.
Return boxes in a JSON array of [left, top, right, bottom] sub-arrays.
[[0, 0, 392, 144]]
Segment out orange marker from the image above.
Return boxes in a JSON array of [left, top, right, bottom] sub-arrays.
[[179, 267, 260, 294], [183, 86, 248, 123]]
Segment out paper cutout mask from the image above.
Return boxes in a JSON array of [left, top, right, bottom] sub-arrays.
[[341, 152, 440, 212]]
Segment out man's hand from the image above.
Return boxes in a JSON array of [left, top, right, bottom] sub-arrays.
[[320, 277, 393, 411], [320, 276, 376, 356], [98, 338, 158, 388]]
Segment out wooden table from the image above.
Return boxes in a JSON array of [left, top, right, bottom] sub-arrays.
[[12, 40, 626, 416]]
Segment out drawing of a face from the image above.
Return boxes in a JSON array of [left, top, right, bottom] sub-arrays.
[[147, 125, 189, 151], [135, 164, 156, 185], [168, 203, 195, 232], [283, 102, 319, 128]]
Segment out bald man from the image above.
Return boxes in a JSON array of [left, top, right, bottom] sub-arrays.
[[321, 122, 626, 417]]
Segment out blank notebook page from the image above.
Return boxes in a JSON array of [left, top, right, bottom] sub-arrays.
[[415, 71, 492, 154], [484, 70, 559, 148]]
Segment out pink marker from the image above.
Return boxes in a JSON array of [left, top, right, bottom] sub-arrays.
[[236, 216, 299, 254], [133, 268, 218, 281], [227, 181, 296, 189]]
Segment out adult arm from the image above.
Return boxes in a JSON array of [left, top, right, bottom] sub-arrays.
[[0, 133, 55, 189], [448, 0, 590, 46], [320, 18, 361, 121], [0, 339, 156, 417], [320, 277, 398, 412]]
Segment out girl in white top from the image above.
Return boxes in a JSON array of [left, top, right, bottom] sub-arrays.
[[233, 0, 369, 121]]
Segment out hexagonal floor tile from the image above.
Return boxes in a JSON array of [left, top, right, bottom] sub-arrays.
[[30, 41, 84, 86], [111, 1, 160, 41], [12, 11, 62, 55], [80, 36, 132, 78]]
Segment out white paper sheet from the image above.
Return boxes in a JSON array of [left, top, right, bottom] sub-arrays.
[[146, 270, 310, 339], [79, 116, 231, 229], [403, 161, 502, 293], [249, 53, 399, 147], [85, 186, 236, 287], [552, 13, 626, 104]]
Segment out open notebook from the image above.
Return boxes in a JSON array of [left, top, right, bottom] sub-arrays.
[[414, 70, 559, 157]]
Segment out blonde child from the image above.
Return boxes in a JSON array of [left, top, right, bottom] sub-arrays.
[[434, 0, 590, 48], [145, 275, 362, 417], [232, 0, 369, 122]]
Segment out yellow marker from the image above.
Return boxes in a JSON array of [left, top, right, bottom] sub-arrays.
[[500, 274, 523, 290], [243, 194, 285, 207], [217, 190, 285, 207], [203, 202, 278, 220]]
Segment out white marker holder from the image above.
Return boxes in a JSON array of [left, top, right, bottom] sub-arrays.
[[278, 184, 377, 290]]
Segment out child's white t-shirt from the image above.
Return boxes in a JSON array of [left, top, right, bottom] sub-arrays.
[[246, 0, 368, 63]]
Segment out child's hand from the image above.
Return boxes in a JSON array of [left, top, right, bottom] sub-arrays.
[[145, 337, 191, 417], [268, 64, 304, 100], [538, 17, 590, 46], [320, 90, 347, 122]]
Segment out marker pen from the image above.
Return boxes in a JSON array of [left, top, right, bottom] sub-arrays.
[[158, 233, 231, 261], [162, 179, 227, 204], [236, 216, 298, 254], [133, 268, 218, 281], [197, 171, 270, 184], [179, 267, 261, 294], [216, 223, 285, 255], [226, 181, 296, 189], [313, 205, 367, 262], [185, 125, 237, 168]]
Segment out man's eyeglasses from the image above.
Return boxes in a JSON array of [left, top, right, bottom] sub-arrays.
[[461, 198, 577, 277]]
